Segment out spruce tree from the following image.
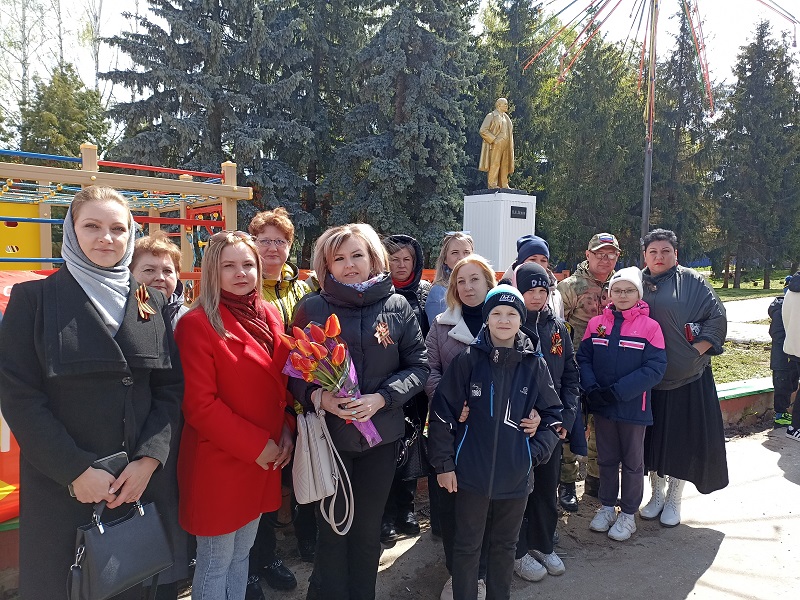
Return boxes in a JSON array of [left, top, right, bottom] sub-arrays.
[[325, 0, 478, 259], [103, 0, 311, 225], [716, 21, 800, 288]]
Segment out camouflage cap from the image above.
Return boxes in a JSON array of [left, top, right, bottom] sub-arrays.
[[587, 232, 621, 252]]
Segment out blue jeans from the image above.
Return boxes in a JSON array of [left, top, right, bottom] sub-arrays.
[[193, 517, 260, 600]]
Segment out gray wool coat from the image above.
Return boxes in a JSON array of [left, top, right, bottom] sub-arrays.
[[424, 305, 477, 400], [0, 266, 184, 598]]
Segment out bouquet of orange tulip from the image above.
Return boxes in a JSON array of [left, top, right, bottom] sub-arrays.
[[281, 314, 382, 447]]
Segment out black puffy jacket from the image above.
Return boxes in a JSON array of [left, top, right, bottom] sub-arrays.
[[289, 274, 429, 452], [428, 329, 562, 499]]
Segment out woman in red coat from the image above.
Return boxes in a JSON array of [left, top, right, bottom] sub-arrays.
[[174, 231, 295, 600]]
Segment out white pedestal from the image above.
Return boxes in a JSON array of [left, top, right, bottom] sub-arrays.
[[463, 192, 537, 272]]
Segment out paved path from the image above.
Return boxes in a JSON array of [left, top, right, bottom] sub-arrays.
[[724, 297, 774, 343], [239, 428, 799, 600]]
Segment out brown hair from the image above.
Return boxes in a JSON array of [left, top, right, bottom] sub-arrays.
[[312, 224, 388, 290], [248, 207, 295, 242], [445, 254, 496, 310], [70, 186, 130, 223], [131, 230, 181, 271], [433, 232, 474, 286], [195, 232, 263, 338]]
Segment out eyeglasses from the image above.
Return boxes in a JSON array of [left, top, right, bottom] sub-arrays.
[[610, 288, 638, 297], [256, 238, 289, 249], [591, 250, 620, 261], [209, 230, 254, 244]]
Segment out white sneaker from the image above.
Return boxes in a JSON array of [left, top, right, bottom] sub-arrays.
[[530, 549, 565, 575], [477, 578, 486, 600], [513, 554, 546, 582], [439, 576, 453, 600], [608, 512, 637, 541], [589, 506, 617, 532]]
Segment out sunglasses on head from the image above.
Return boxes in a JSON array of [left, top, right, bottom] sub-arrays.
[[209, 230, 255, 244]]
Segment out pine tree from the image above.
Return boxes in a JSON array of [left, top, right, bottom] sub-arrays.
[[650, 8, 721, 264], [325, 0, 478, 259], [20, 63, 108, 160], [103, 0, 311, 226], [716, 21, 800, 288]]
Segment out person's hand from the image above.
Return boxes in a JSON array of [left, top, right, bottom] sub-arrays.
[[272, 423, 294, 470], [437, 472, 458, 493], [521, 408, 541, 437], [107, 457, 159, 509], [599, 388, 617, 406], [340, 393, 386, 423], [458, 401, 470, 423], [256, 439, 280, 470], [693, 340, 712, 355], [71, 467, 117, 504], [555, 425, 568, 440], [588, 389, 612, 410]]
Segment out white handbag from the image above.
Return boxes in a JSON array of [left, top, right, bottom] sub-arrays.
[[292, 389, 354, 535]]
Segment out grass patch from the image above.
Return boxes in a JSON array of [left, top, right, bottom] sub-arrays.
[[711, 342, 772, 384], [748, 318, 772, 325], [698, 267, 790, 302]]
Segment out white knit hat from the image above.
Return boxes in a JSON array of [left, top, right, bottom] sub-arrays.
[[608, 266, 643, 299]]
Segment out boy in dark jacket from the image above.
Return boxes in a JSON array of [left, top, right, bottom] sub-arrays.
[[578, 267, 667, 542], [511, 262, 582, 581], [768, 279, 797, 427], [429, 285, 562, 600]]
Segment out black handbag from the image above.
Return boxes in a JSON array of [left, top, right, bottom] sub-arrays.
[[396, 416, 431, 481], [68, 500, 173, 600]]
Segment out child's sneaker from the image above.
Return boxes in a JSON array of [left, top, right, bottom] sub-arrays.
[[787, 426, 800, 442], [513, 554, 546, 581], [589, 506, 617, 532], [530, 549, 565, 575], [608, 512, 637, 541], [775, 412, 792, 427]]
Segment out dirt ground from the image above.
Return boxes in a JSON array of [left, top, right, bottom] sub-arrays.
[[189, 420, 798, 600]]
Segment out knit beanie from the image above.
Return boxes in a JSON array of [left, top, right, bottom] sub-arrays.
[[608, 266, 643, 299], [514, 234, 550, 266], [514, 262, 550, 296], [482, 284, 527, 323]]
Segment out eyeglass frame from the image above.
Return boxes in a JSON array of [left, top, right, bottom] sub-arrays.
[[609, 287, 639, 297], [590, 249, 620, 261], [255, 237, 289, 249]]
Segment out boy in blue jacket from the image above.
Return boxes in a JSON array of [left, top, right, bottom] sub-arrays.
[[577, 267, 667, 541], [429, 285, 562, 600]]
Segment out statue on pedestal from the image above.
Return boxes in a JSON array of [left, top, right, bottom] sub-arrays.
[[479, 97, 514, 189]]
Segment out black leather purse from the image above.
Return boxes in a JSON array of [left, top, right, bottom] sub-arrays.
[[68, 500, 173, 600], [396, 416, 431, 481]]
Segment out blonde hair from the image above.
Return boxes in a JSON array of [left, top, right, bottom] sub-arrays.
[[131, 230, 181, 271], [445, 254, 496, 310], [313, 224, 388, 290], [195, 232, 263, 338], [433, 232, 474, 286], [71, 186, 130, 222], [248, 206, 295, 242]]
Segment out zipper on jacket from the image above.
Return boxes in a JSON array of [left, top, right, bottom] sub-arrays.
[[455, 424, 469, 465], [487, 363, 503, 498]]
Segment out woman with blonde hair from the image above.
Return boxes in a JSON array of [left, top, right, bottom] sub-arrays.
[[174, 231, 295, 599], [0, 186, 183, 599], [290, 223, 429, 600], [425, 253, 495, 599], [425, 231, 474, 324]]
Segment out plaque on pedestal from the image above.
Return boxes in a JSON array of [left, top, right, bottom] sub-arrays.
[[463, 191, 537, 271]]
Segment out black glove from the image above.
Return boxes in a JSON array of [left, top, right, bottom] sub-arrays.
[[600, 387, 617, 405], [587, 389, 607, 410]]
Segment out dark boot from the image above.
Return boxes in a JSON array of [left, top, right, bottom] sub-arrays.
[[396, 511, 420, 536], [380, 519, 398, 543], [558, 482, 578, 512], [262, 559, 297, 590], [583, 475, 600, 498]]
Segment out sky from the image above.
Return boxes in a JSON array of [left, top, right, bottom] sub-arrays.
[[16, 0, 800, 108]]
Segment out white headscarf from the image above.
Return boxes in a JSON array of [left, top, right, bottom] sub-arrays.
[[61, 202, 136, 335]]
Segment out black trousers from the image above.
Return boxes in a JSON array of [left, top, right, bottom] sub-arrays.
[[516, 443, 561, 559], [452, 488, 527, 600], [432, 481, 489, 578], [309, 442, 397, 600], [773, 362, 799, 414], [383, 476, 417, 522]]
